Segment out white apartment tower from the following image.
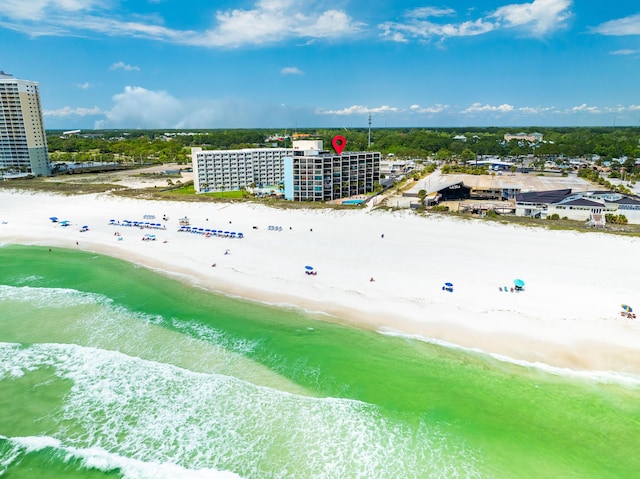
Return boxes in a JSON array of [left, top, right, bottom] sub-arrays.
[[192, 147, 293, 192], [0, 71, 52, 176]]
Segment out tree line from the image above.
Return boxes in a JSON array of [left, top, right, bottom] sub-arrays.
[[46, 127, 640, 166]]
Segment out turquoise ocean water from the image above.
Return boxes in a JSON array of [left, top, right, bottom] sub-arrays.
[[1, 244, 639, 479]]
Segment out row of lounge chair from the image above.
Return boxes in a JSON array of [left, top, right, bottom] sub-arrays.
[[177, 226, 244, 238], [109, 219, 167, 230]]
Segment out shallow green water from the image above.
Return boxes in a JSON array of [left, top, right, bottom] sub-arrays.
[[0, 245, 639, 478]]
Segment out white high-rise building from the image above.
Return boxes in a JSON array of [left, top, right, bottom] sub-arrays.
[[192, 147, 293, 192], [0, 71, 52, 176]]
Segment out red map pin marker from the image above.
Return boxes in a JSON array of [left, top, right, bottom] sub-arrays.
[[332, 135, 346, 155]]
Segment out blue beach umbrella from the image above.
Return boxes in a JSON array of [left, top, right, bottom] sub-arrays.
[[49, 217, 58, 222], [514, 279, 525, 288], [444, 282, 453, 287], [305, 265, 314, 271]]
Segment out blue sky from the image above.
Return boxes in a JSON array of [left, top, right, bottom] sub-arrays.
[[2, 0, 639, 129]]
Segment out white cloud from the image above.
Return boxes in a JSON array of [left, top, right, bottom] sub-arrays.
[[407, 8, 456, 19], [490, 0, 572, 36], [463, 103, 515, 113], [380, 17, 494, 42], [569, 103, 601, 114], [591, 13, 640, 36], [0, 0, 104, 21], [77, 82, 91, 89], [110, 61, 140, 71], [298, 9, 355, 39], [380, 0, 571, 43], [0, 0, 362, 47], [316, 105, 399, 115], [409, 104, 449, 113], [96, 86, 183, 128], [197, 2, 363, 47], [611, 49, 639, 55], [45, 92, 640, 129], [603, 105, 628, 113], [517, 106, 556, 114], [93, 85, 318, 129], [281, 66, 303, 75], [43, 105, 102, 117]]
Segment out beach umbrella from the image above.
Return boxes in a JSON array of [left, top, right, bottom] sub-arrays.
[[444, 282, 453, 287], [305, 265, 314, 271], [49, 217, 58, 222], [514, 279, 525, 288], [622, 304, 633, 312]]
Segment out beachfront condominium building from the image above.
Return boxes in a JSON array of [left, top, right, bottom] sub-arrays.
[[283, 148, 381, 202], [192, 140, 381, 201], [0, 71, 51, 176], [192, 146, 293, 193]]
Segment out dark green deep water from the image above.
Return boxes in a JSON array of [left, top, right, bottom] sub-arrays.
[[1, 245, 639, 478]]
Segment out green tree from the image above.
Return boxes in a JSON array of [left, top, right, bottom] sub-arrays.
[[435, 149, 452, 162]]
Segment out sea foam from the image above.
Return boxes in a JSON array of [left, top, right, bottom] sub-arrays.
[[0, 342, 481, 479], [379, 328, 640, 388], [1, 434, 242, 479]]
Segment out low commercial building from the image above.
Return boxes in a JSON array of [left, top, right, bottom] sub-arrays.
[[380, 159, 415, 176], [504, 132, 543, 142], [515, 189, 640, 224]]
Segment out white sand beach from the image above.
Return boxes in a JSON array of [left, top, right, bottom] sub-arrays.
[[1, 189, 639, 373]]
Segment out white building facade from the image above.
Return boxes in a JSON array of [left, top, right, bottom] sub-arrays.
[[192, 147, 293, 192], [0, 72, 51, 176]]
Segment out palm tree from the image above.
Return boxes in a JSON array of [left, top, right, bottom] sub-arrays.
[[418, 189, 427, 205]]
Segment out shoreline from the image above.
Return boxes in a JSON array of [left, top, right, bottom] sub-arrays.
[[1, 190, 640, 374]]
